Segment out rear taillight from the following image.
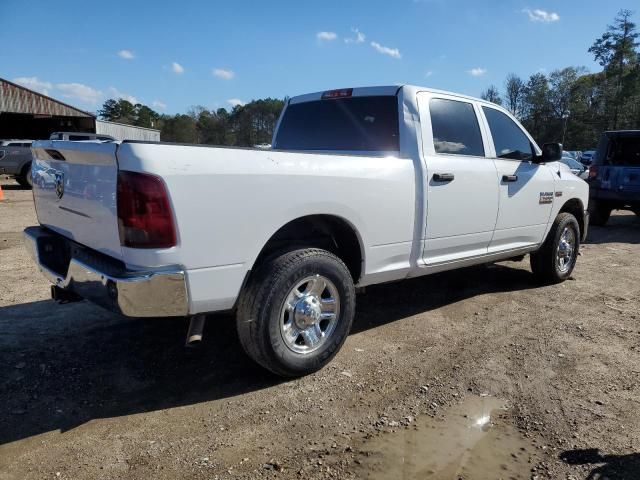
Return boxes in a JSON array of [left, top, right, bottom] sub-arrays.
[[117, 171, 176, 248], [588, 165, 598, 179]]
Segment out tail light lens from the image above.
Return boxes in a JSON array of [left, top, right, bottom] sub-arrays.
[[588, 165, 598, 179], [117, 171, 176, 248]]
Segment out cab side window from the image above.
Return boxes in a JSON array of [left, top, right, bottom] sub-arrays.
[[429, 98, 484, 157], [483, 107, 534, 161]]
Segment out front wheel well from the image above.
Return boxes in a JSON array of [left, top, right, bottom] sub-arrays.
[[252, 215, 363, 283], [559, 198, 585, 237]]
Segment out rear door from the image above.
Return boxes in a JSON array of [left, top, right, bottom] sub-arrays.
[[480, 106, 555, 252], [418, 92, 500, 264], [31, 140, 123, 259]]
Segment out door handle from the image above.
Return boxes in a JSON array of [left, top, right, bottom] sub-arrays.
[[502, 174, 518, 182], [433, 173, 455, 182]]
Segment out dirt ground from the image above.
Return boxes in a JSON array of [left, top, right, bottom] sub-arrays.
[[1, 176, 639, 480]]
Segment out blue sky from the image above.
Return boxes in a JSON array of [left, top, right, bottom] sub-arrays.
[[1, 0, 630, 114]]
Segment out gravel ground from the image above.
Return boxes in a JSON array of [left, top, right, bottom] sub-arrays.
[[1, 176, 639, 479]]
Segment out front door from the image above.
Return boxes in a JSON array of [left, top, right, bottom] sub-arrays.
[[480, 106, 555, 252], [418, 93, 500, 265]]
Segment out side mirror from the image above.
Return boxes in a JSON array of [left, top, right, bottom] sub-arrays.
[[537, 143, 563, 163]]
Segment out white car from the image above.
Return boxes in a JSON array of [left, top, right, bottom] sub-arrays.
[[25, 85, 589, 377]]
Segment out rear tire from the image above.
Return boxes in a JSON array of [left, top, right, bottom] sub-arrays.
[[15, 163, 32, 189], [588, 200, 610, 226], [236, 248, 356, 377], [530, 213, 580, 284]]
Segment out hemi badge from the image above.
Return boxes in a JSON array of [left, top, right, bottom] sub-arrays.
[[555, 191, 563, 197]]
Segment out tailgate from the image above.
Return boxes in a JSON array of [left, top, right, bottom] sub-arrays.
[[31, 140, 123, 259]]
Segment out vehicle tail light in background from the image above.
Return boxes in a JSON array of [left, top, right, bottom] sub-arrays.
[[117, 171, 176, 248], [588, 165, 598, 179], [321, 88, 353, 99]]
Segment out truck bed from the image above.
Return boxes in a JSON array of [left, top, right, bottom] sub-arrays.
[[30, 140, 416, 314]]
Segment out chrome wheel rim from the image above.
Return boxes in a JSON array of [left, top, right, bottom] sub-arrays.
[[556, 226, 576, 273], [279, 275, 340, 355]]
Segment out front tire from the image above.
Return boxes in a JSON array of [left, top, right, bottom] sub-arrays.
[[237, 248, 356, 377], [530, 213, 580, 284]]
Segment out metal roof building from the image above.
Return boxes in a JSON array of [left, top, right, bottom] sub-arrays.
[[0, 77, 160, 141]]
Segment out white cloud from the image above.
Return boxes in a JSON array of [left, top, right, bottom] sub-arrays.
[[118, 49, 135, 60], [152, 100, 167, 110], [213, 68, 235, 80], [425, 70, 434, 78], [468, 67, 487, 77], [344, 28, 366, 44], [317, 31, 337, 41], [13, 76, 53, 95], [56, 83, 103, 105], [227, 98, 245, 107], [107, 86, 139, 104], [523, 8, 560, 22], [171, 62, 184, 74], [370, 41, 401, 59]]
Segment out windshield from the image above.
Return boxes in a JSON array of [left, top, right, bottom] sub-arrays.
[[274, 96, 400, 152]]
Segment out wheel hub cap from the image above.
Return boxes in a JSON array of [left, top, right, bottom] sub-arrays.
[[280, 274, 340, 355], [556, 227, 576, 273], [293, 296, 322, 328]]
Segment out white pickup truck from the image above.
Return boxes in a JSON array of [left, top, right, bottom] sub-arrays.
[[25, 85, 589, 377]]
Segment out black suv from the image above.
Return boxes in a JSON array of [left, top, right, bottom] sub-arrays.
[[587, 130, 640, 225]]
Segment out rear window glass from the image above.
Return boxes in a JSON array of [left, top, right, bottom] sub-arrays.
[[274, 96, 399, 151], [429, 98, 484, 156], [606, 136, 640, 166]]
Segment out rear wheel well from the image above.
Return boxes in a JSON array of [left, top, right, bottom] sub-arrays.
[[253, 215, 363, 282], [559, 199, 584, 237]]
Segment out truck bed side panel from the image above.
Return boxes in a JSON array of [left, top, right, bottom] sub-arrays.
[[116, 143, 416, 313]]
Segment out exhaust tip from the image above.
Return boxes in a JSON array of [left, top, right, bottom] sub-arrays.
[[185, 315, 206, 348]]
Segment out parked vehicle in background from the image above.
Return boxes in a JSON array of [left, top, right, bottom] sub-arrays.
[[25, 85, 589, 377], [580, 150, 596, 166], [0, 139, 32, 147], [49, 132, 115, 142], [566, 151, 583, 162], [0, 139, 34, 188], [588, 130, 640, 225], [560, 154, 589, 179]]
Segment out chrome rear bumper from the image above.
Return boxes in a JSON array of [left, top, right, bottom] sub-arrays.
[[24, 226, 188, 317]]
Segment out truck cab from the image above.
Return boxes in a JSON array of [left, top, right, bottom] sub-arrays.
[[274, 86, 589, 268]]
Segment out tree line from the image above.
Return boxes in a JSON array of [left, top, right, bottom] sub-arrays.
[[481, 9, 639, 149], [98, 97, 284, 146], [99, 10, 639, 150]]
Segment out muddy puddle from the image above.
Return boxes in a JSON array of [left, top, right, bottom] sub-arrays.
[[355, 395, 537, 479]]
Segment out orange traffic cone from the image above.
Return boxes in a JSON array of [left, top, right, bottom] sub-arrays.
[[0, 184, 4, 201]]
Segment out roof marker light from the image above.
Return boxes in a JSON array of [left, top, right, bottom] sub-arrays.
[[321, 88, 353, 99]]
